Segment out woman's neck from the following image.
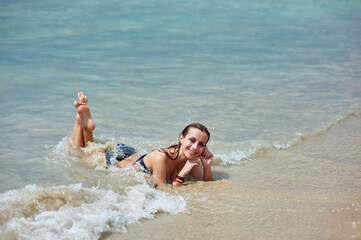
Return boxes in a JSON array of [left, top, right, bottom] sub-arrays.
[[175, 147, 188, 162]]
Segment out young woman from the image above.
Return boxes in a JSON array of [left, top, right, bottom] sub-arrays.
[[72, 92, 214, 187]]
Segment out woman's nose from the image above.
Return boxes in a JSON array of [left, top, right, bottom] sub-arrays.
[[193, 143, 201, 150]]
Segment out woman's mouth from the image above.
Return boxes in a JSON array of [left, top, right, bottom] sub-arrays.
[[187, 148, 197, 156]]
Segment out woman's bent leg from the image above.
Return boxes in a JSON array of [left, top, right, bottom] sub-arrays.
[[72, 117, 84, 148]]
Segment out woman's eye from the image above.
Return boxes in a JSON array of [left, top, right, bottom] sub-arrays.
[[190, 138, 195, 143]]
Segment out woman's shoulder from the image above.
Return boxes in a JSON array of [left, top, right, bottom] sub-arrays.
[[147, 149, 169, 162], [144, 150, 169, 172]]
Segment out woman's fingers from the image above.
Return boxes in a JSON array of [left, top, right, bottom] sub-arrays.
[[201, 150, 213, 159]]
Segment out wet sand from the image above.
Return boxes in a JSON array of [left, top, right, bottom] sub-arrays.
[[105, 114, 361, 240]]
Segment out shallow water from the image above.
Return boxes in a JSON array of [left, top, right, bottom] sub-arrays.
[[1, 0, 361, 239], [107, 113, 361, 240]]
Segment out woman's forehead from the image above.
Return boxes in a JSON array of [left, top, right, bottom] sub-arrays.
[[185, 128, 208, 142]]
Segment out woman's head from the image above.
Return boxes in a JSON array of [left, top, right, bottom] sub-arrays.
[[179, 123, 210, 160], [159, 123, 210, 160]]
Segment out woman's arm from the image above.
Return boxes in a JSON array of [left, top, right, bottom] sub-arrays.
[[190, 147, 214, 181], [150, 154, 168, 187], [200, 147, 213, 181], [190, 164, 203, 180], [173, 159, 200, 186]]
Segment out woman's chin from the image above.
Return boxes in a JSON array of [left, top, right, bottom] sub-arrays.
[[187, 153, 201, 160]]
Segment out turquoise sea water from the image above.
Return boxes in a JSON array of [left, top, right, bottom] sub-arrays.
[[1, 0, 361, 239]]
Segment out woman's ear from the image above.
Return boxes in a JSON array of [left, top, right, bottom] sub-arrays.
[[179, 134, 184, 144]]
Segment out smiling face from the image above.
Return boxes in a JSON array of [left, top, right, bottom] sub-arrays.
[[179, 127, 209, 160]]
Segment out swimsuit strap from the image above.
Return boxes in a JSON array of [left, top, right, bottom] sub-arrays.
[[133, 154, 152, 175], [132, 154, 146, 165]]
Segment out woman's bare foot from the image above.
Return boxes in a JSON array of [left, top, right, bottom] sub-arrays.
[[74, 92, 88, 109], [74, 92, 95, 131], [77, 105, 95, 131], [78, 92, 88, 105]]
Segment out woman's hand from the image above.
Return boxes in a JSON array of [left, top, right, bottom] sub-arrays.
[[200, 147, 213, 166], [178, 159, 200, 178]]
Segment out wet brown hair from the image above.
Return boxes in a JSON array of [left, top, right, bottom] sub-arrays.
[[158, 123, 210, 160]]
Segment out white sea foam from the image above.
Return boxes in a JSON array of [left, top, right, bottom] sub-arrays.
[[273, 109, 361, 150], [0, 183, 186, 240], [213, 141, 266, 166]]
